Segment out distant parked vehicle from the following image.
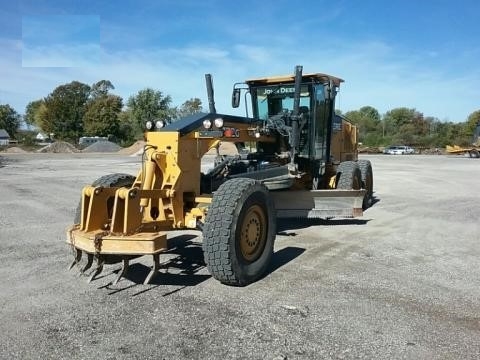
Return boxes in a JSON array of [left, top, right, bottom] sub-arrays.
[[383, 145, 415, 155], [78, 136, 108, 147]]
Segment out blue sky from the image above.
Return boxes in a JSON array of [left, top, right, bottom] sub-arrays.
[[0, 0, 479, 122]]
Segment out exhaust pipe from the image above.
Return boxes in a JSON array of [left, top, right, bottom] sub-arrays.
[[205, 74, 217, 114]]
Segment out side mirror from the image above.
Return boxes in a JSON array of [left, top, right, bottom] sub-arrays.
[[232, 88, 241, 108]]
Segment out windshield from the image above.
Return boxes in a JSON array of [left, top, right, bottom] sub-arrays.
[[253, 85, 310, 120]]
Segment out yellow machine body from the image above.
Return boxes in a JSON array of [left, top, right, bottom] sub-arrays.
[[67, 66, 371, 286]]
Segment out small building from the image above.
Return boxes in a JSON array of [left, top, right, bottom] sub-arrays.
[[0, 129, 10, 146]]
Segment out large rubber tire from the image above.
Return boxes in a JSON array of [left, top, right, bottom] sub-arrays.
[[357, 160, 374, 209], [336, 161, 362, 190], [202, 178, 276, 286], [74, 173, 136, 224]]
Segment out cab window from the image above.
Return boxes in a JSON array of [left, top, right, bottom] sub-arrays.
[[254, 85, 310, 120]]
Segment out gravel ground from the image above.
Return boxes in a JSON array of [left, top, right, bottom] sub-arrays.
[[0, 153, 478, 360]]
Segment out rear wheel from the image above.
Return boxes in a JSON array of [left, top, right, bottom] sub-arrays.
[[469, 150, 479, 158], [336, 161, 362, 190], [203, 178, 276, 286], [357, 160, 374, 209]]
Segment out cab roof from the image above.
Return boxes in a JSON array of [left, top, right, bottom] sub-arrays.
[[245, 72, 344, 87]]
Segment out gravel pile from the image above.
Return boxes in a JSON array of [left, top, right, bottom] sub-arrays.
[[117, 140, 145, 155], [37, 141, 78, 153], [82, 140, 121, 153], [358, 146, 382, 154], [3, 147, 27, 153]]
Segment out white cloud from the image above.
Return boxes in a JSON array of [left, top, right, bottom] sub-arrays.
[[22, 43, 101, 67], [1, 36, 479, 121], [233, 45, 272, 64]]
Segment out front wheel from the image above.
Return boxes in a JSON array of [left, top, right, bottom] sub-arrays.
[[336, 161, 362, 190], [203, 178, 276, 286]]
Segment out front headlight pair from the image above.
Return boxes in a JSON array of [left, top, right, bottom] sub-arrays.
[[145, 119, 166, 131], [203, 117, 224, 129]]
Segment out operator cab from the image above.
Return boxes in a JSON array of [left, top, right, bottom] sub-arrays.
[[233, 73, 344, 180]]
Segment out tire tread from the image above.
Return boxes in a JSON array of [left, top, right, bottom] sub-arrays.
[[203, 178, 273, 286]]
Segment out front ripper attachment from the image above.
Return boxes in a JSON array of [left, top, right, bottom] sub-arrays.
[[67, 225, 167, 284]]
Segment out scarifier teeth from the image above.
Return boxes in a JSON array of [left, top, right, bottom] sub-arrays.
[[68, 248, 82, 270], [144, 254, 160, 285], [112, 258, 130, 285], [80, 253, 94, 274], [87, 256, 104, 283]]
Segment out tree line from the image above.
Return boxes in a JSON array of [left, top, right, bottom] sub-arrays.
[[341, 106, 480, 148], [3, 80, 203, 146], [1, 79, 479, 148]]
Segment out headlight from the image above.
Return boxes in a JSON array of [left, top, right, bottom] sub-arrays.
[[214, 117, 224, 128], [145, 120, 153, 130], [155, 120, 165, 129], [203, 119, 212, 129]]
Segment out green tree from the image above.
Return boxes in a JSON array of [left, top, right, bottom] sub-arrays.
[[24, 100, 44, 128], [359, 106, 381, 123], [117, 109, 136, 146], [126, 88, 172, 135], [0, 104, 21, 138], [385, 107, 416, 127], [466, 110, 480, 143], [176, 97, 203, 119], [382, 107, 425, 142], [82, 80, 123, 139], [393, 111, 429, 146], [344, 105, 381, 145], [428, 121, 454, 147], [40, 81, 91, 141], [83, 95, 123, 138], [445, 122, 470, 146], [90, 80, 114, 99]]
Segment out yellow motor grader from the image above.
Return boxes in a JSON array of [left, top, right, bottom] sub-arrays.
[[67, 65, 373, 286]]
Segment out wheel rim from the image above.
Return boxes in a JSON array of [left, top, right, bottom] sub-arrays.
[[240, 204, 267, 262]]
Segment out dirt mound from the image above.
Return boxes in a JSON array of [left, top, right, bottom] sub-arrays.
[[3, 147, 28, 153], [83, 140, 121, 153], [359, 146, 382, 154], [37, 141, 78, 153], [118, 140, 146, 155]]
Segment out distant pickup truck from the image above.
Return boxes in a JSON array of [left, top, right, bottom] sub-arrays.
[[383, 145, 415, 155]]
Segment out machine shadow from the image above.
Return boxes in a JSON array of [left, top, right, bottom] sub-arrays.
[[277, 217, 370, 234], [110, 234, 211, 291], [106, 234, 307, 291], [370, 193, 381, 207], [264, 246, 306, 278]]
